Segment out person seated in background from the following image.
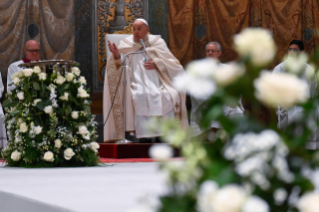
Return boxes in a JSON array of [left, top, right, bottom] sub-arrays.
[[7, 40, 40, 92], [190, 42, 244, 137], [273, 40, 317, 128]]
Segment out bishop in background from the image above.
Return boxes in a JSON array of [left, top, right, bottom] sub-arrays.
[[103, 19, 188, 143]]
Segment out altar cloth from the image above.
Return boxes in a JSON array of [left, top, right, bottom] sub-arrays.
[[0, 163, 167, 212]]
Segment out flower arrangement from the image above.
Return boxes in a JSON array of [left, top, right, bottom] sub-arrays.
[[133, 28, 319, 212], [1, 64, 100, 167]]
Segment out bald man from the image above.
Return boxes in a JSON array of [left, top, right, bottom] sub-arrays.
[[7, 40, 40, 92], [103, 19, 188, 142]]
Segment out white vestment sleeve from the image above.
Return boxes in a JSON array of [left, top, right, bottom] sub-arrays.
[[7, 64, 16, 92]]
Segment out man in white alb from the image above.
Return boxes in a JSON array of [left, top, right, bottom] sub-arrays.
[[7, 40, 40, 92], [190, 42, 244, 136], [103, 18, 188, 142]]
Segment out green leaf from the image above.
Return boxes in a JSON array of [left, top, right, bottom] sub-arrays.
[[36, 101, 49, 110], [2, 99, 12, 108], [33, 82, 40, 90]]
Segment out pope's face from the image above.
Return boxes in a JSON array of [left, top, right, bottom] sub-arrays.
[[206, 44, 221, 59], [133, 21, 149, 42], [24, 41, 40, 61]]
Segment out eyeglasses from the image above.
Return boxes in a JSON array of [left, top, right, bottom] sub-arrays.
[[25, 49, 41, 53], [288, 48, 299, 52], [206, 50, 220, 53]]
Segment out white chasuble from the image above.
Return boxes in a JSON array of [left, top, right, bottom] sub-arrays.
[[103, 35, 188, 142]]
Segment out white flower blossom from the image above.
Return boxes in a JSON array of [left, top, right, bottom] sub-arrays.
[[284, 53, 308, 74], [33, 99, 41, 106], [212, 63, 245, 86], [11, 150, 22, 161], [71, 111, 79, 119], [214, 185, 247, 212], [90, 142, 100, 153], [44, 151, 54, 162], [297, 192, 319, 212], [59, 92, 69, 101], [65, 73, 75, 82], [23, 68, 33, 77], [173, 59, 218, 100], [78, 76, 87, 84], [44, 105, 53, 114], [33, 66, 42, 74], [234, 28, 276, 66], [33, 126, 42, 134], [17, 92, 24, 100], [71, 67, 81, 76], [55, 75, 66, 84], [13, 77, 20, 86], [64, 148, 75, 160], [273, 188, 287, 204], [17, 70, 24, 78], [20, 122, 28, 133], [77, 87, 90, 98], [78, 126, 89, 135], [149, 144, 173, 160], [254, 71, 309, 108], [38, 72, 47, 81], [242, 196, 269, 212], [54, 139, 62, 149]]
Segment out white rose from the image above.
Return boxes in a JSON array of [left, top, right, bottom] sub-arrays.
[[64, 148, 75, 160], [214, 185, 247, 212], [234, 28, 276, 66], [54, 139, 62, 148], [197, 181, 219, 212], [78, 76, 87, 84], [12, 73, 19, 78], [66, 73, 75, 82], [18, 118, 24, 124], [17, 92, 24, 100], [13, 77, 20, 86], [284, 53, 309, 74], [33, 126, 42, 134], [77, 87, 90, 98], [149, 144, 173, 160], [78, 126, 89, 135], [254, 71, 309, 108], [11, 150, 22, 161], [71, 67, 81, 76], [20, 122, 28, 133], [43, 151, 54, 162], [55, 75, 66, 84], [174, 59, 218, 100], [71, 111, 79, 119], [23, 68, 33, 77], [33, 66, 42, 74], [44, 105, 53, 114], [59, 92, 69, 101], [212, 63, 245, 86], [33, 99, 41, 106], [90, 142, 100, 152], [17, 70, 24, 78], [242, 196, 269, 212], [297, 192, 319, 212], [38, 72, 47, 81]]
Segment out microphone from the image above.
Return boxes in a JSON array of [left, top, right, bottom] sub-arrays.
[[140, 39, 148, 62]]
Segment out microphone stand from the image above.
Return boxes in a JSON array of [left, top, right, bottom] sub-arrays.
[[116, 40, 147, 144]]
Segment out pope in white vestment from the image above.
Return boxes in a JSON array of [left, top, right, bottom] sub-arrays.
[[103, 19, 188, 142]]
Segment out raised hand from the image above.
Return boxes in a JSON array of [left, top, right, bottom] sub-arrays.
[[144, 60, 157, 70], [108, 40, 120, 59]]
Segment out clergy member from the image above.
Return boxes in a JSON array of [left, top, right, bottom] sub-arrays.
[[7, 40, 40, 92], [190, 42, 244, 136], [273, 40, 317, 128], [103, 18, 188, 142]]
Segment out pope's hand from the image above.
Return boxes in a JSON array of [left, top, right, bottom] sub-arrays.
[[108, 40, 120, 59], [144, 60, 157, 70]]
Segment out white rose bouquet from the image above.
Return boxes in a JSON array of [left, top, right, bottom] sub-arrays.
[[2, 64, 99, 167]]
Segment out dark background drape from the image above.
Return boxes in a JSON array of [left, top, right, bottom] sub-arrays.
[[0, 0, 74, 79], [168, 0, 319, 67]]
